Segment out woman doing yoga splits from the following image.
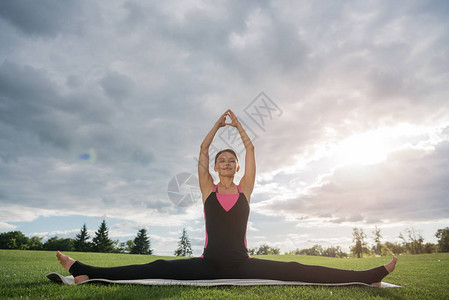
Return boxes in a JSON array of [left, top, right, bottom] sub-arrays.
[[57, 109, 397, 286]]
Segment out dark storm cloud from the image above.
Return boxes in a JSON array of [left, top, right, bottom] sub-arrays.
[[0, 0, 87, 37]]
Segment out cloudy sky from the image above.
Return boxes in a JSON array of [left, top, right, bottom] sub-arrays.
[[1, 0, 448, 256]]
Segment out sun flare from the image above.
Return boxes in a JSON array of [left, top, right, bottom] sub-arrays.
[[334, 133, 390, 165]]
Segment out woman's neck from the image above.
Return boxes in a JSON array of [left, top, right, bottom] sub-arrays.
[[218, 177, 234, 189]]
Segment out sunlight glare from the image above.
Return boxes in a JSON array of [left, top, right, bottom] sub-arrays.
[[334, 132, 390, 165]]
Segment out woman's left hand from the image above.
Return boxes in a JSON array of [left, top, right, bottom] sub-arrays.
[[226, 109, 241, 128]]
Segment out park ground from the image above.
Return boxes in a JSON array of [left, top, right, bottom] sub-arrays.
[[1, 250, 448, 299]]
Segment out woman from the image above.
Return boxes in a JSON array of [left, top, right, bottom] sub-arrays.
[[57, 109, 397, 286]]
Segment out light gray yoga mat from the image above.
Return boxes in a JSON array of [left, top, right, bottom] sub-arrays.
[[46, 272, 402, 288]]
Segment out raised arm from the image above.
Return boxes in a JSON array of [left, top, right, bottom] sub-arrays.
[[227, 110, 255, 203], [198, 110, 229, 203]]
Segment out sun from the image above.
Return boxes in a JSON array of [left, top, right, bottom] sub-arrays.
[[334, 131, 391, 165], [327, 123, 440, 166], [293, 123, 434, 171]]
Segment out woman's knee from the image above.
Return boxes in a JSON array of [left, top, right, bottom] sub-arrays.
[[149, 259, 168, 267]]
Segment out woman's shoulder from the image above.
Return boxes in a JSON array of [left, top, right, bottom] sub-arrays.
[[237, 182, 252, 203]]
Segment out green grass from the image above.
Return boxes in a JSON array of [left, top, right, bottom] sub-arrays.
[[1, 250, 448, 299]]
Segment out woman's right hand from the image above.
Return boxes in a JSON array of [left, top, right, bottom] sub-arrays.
[[215, 109, 231, 128]]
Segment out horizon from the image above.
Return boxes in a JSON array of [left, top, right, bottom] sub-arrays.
[[4, 216, 444, 256]]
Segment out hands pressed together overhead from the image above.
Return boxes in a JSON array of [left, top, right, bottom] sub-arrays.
[[216, 109, 241, 128]]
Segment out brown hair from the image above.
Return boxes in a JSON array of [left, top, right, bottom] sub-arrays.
[[214, 149, 239, 165]]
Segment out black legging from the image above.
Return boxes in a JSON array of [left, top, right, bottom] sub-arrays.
[[69, 257, 388, 284]]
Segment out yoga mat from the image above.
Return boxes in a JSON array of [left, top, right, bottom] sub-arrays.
[[46, 272, 403, 288]]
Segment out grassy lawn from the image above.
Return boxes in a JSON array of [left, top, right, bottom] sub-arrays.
[[1, 250, 448, 299]]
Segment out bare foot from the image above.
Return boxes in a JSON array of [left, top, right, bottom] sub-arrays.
[[56, 251, 89, 284], [384, 256, 398, 274], [370, 257, 398, 288], [56, 251, 76, 271], [74, 275, 89, 284]]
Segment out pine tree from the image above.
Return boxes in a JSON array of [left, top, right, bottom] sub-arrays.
[[131, 228, 152, 254], [174, 228, 192, 257], [92, 220, 114, 253], [74, 223, 91, 252]]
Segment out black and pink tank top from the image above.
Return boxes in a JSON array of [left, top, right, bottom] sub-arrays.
[[202, 184, 250, 262]]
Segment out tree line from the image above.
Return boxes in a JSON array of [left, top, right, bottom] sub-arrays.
[[285, 245, 348, 258], [349, 226, 448, 258], [282, 226, 449, 258], [0, 220, 193, 256], [2, 222, 448, 258]]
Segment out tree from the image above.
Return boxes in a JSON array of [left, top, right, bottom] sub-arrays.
[[28, 236, 43, 250], [296, 245, 324, 256], [322, 246, 347, 258], [43, 237, 74, 251], [271, 246, 280, 255], [351, 228, 369, 258], [112, 240, 126, 253], [335, 246, 348, 258], [0, 231, 30, 249], [125, 240, 135, 253], [251, 244, 280, 255], [400, 227, 424, 254], [293, 245, 347, 258], [383, 241, 405, 256], [423, 243, 437, 253], [131, 228, 152, 255], [256, 244, 271, 255], [92, 220, 114, 253], [174, 228, 192, 257], [372, 225, 383, 256], [435, 227, 449, 253], [74, 224, 91, 252]]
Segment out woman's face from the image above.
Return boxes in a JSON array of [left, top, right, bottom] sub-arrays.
[[214, 152, 239, 175]]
